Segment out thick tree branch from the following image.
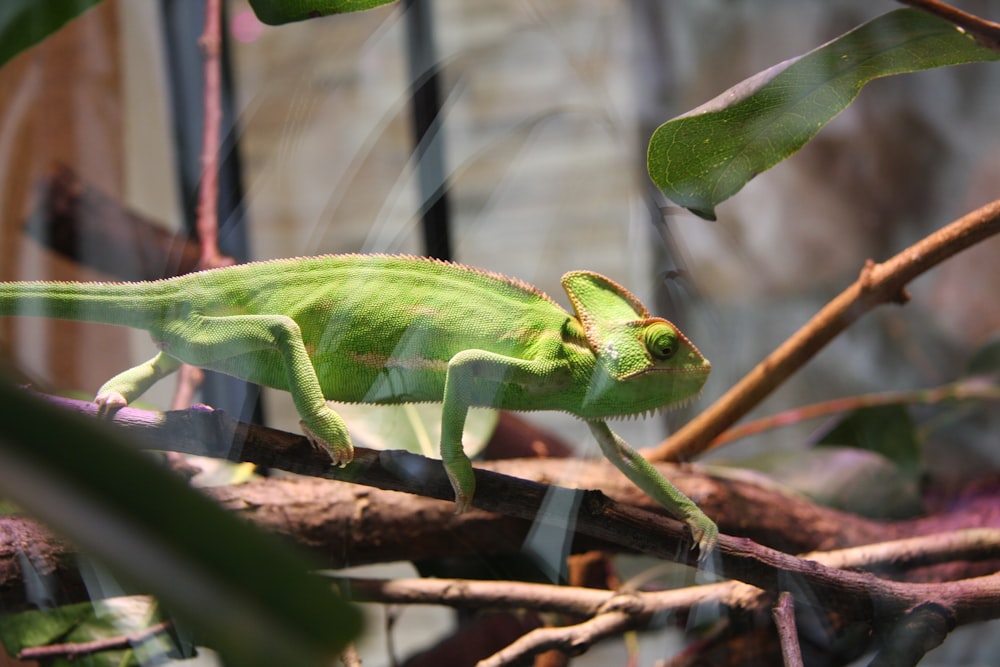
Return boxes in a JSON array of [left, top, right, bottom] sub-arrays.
[[6, 393, 1000, 655], [651, 197, 1000, 462]]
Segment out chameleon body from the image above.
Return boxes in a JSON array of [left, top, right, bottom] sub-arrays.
[[0, 254, 717, 555]]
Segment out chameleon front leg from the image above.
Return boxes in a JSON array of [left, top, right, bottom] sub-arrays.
[[163, 314, 353, 465], [94, 351, 183, 414], [440, 350, 555, 513], [587, 421, 718, 559]]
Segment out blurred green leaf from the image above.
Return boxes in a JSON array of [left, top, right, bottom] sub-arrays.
[[728, 446, 922, 519], [648, 9, 1000, 220], [247, 0, 397, 25], [0, 0, 103, 69], [333, 402, 496, 459], [819, 404, 922, 477], [0, 382, 360, 667], [965, 334, 1000, 377]]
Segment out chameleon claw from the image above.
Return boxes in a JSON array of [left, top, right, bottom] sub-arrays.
[[688, 516, 719, 562], [453, 495, 472, 514]]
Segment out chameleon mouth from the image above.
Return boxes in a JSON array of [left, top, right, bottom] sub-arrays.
[[603, 387, 705, 421]]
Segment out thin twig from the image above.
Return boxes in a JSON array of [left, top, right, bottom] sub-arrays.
[[335, 530, 1000, 665], [173, 0, 232, 411], [476, 610, 633, 667], [707, 376, 1000, 451], [897, 0, 1000, 51], [650, 197, 1000, 463], [19, 621, 173, 661], [772, 592, 803, 667], [334, 530, 1000, 617], [195, 0, 226, 269]]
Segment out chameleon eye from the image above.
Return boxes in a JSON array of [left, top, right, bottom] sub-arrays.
[[645, 324, 678, 360]]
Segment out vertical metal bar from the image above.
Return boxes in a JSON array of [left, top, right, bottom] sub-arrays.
[[403, 0, 453, 260]]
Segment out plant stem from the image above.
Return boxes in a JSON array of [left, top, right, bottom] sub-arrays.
[[649, 198, 1000, 462]]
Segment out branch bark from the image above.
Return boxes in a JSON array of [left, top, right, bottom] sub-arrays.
[[772, 592, 804, 667]]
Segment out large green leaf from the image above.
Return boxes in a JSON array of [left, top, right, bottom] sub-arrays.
[[0, 381, 360, 666], [648, 9, 1000, 220], [0, 0, 103, 69], [247, 0, 397, 25]]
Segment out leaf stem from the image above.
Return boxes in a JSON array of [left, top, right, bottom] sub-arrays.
[[898, 0, 1000, 51]]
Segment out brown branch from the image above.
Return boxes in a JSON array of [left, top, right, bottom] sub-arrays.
[[5, 396, 1000, 664], [706, 376, 1000, 451], [336, 531, 1000, 664], [18, 392, 1000, 554], [477, 610, 633, 667], [24, 165, 203, 279], [195, 0, 227, 269], [772, 592, 803, 667], [9, 393, 1000, 635], [897, 0, 1000, 51], [650, 197, 1000, 463]]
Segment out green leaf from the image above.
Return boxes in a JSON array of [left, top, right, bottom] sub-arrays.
[[819, 405, 922, 477], [0, 0, 103, 69], [0, 381, 361, 667], [648, 9, 1000, 220], [247, 0, 397, 25], [965, 333, 1000, 377], [727, 447, 921, 519]]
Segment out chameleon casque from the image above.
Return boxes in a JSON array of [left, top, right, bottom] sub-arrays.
[[0, 254, 717, 555]]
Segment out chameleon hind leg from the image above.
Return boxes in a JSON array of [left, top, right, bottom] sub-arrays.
[[95, 351, 183, 415], [159, 313, 353, 465], [587, 421, 718, 559]]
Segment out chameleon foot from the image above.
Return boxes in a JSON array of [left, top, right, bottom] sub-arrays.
[[687, 514, 719, 562], [94, 391, 128, 417], [300, 421, 354, 467]]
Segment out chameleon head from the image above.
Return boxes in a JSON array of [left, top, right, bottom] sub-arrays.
[[561, 271, 711, 417]]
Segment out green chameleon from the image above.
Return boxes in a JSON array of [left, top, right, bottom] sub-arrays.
[[0, 254, 717, 556]]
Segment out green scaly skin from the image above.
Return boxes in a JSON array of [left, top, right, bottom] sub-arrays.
[[0, 254, 717, 557]]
